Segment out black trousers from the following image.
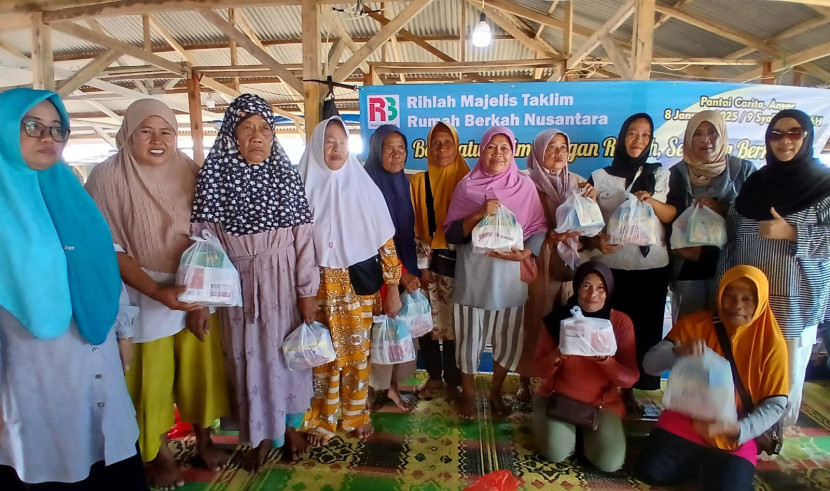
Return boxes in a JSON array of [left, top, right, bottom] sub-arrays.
[[610, 266, 670, 390], [636, 428, 755, 491], [417, 334, 461, 387], [0, 450, 149, 491]]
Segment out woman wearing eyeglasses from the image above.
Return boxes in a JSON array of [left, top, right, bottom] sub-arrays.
[[724, 109, 830, 428], [0, 88, 149, 489]]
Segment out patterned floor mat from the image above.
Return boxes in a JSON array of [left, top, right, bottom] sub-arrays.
[[168, 374, 830, 490]]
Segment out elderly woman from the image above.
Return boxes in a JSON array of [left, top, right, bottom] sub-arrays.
[[725, 109, 830, 427], [586, 113, 676, 410], [190, 94, 318, 470], [444, 126, 547, 419], [364, 124, 420, 411], [533, 261, 638, 472], [299, 117, 402, 444], [518, 128, 597, 402], [637, 266, 789, 490], [86, 99, 229, 489], [0, 88, 147, 489], [668, 111, 754, 320], [410, 122, 470, 401]]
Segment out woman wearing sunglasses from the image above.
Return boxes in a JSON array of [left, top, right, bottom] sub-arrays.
[[724, 109, 830, 428]]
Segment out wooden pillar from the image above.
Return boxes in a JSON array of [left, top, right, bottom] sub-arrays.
[[142, 15, 154, 89], [632, 0, 655, 80], [229, 9, 240, 91], [31, 12, 54, 91], [562, 1, 574, 58], [302, 0, 321, 141], [792, 67, 804, 86], [187, 70, 205, 165], [761, 62, 775, 84]]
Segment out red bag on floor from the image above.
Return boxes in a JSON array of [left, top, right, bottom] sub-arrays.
[[167, 406, 193, 439], [464, 470, 521, 491]]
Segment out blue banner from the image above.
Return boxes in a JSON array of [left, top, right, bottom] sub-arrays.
[[359, 81, 830, 177]]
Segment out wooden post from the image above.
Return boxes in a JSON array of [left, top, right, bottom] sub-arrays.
[[229, 9, 240, 91], [142, 15, 154, 88], [792, 67, 804, 86], [632, 0, 655, 80], [762, 62, 775, 84], [187, 70, 205, 165], [302, 0, 321, 140], [31, 12, 54, 91]]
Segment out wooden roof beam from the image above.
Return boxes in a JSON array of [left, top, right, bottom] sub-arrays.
[[198, 8, 304, 96], [467, 0, 558, 58], [49, 21, 186, 76], [601, 35, 631, 79], [730, 40, 830, 82], [726, 12, 830, 60], [567, 0, 634, 70], [56, 48, 121, 96], [632, 0, 656, 80], [333, 0, 434, 82], [325, 8, 371, 75]]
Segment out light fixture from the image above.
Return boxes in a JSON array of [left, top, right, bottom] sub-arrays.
[[471, 12, 491, 48], [204, 93, 216, 109]]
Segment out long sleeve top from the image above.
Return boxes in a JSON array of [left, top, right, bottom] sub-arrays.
[[533, 309, 639, 417]]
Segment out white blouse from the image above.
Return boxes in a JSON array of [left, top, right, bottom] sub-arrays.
[[589, 167, 671, 271]]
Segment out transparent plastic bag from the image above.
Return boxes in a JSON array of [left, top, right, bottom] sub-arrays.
[[554, 190, 604, 237], [663, 346, 737, 422], [282, 321, 337, 370], [397, 289, 433, 338], [371, 315, 416, 365], [671, 204, 727, 249], [606, 193, 660, 246], [176, 230, 242, 307], [559, 306, 617, 357], [472, 205, 523, 255]]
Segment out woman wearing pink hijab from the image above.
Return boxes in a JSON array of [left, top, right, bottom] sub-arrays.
[[444, 127, 547, 419]]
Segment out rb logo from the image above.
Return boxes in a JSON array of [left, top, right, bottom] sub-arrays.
[[367, 95, 400, 129]]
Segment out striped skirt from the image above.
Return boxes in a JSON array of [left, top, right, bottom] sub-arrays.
[[453, 304, 524, 374]]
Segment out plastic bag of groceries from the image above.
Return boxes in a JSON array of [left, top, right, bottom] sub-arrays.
[[663, 346, 737, 422], [472, 205, 524, 255], [606, 193, 660, 246], [554, 190, 605, 237], [282, 321, 337, 370], [397, 289, 433, 338], [176, 230, 242, 306], [559, 306, 617, 357], [671, 204, 727, 249], [371, 315, 416, 365]]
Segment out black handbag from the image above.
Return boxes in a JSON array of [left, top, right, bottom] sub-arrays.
[[424, 170, 457, 278], [546, 389, 607, 431], [713, 316, 784, 455], [348, 254, 384, 296]]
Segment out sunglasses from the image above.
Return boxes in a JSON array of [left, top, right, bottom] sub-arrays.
[[769, 128, 806, 142], [21, 120, 71, 143]]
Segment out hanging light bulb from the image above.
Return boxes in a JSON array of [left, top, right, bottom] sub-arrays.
[[471, 12, 491, 48], [204, 93, 216, 109]]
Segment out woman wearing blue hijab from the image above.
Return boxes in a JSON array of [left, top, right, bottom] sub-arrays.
[[0, 88, 148, 490], [365, 124, 421, 411]]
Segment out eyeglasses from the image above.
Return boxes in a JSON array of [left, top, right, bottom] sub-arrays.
[[769, 128, 806, 142], [21, 120, 71, 143]]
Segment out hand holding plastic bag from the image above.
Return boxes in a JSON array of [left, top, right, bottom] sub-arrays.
[[606, 193, 660, 246], [554, 189, 604, 237], [671, 204, 727, 249], [472, 205, 524, 255], [176, 230, 242, 307], [282, 321, 337, 370], [397, 289, 433, 338], [559, 306, 617, 357], [371, 315, 417, 365], [663, 346, 737, 422]]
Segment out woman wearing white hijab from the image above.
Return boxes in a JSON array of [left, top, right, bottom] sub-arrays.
[[298, 117, 402, 445]]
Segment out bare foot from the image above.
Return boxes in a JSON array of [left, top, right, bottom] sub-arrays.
[[283, 427, 309, 461], [146, 442, 184, 491], [194, 426, 229, 471], [242, 440, 272, 472], [488, 393, 511, 418], [305, 430, 330, 447], [414, 378, 443, 399], [456, 391, 475, 420], [347, 423, 374, 441], [387, 384, 414, 412], [516, 378, 533, 404], [622, 388, 645, 416], [445, 385, 462, 403]]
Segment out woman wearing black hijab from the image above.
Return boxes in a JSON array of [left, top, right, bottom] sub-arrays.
[[585, 114, 676, 412], [533, 261, 638, 472], [726, 109, 830, 427]]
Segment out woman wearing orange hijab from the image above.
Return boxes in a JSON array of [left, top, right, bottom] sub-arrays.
[[637, 266, 788, 490], [410, 122, 470, 401]]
